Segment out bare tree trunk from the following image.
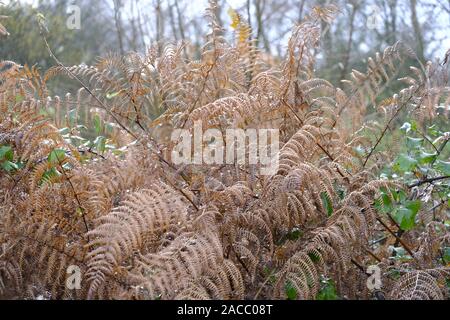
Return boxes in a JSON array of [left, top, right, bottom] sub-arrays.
[[168, 1, 179, 41], [297, 0, 306, 23], [246, 0, 252, 32], [113, 0, 125, 55], [410, 0, 425, 61], [388, 0, 397, 43], [174, 0, 186, 43], [340, 2, 358, 80], [130, 0, 138, 51], [210, 0, 224, 29], [136, 0, 147, 50], [254, 0, 270, 52], [318, 0, 332, 70], [155, 0, 164, 53]]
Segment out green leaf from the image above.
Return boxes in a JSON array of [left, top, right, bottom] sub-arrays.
[[0, 145, 13, 161], [427, 125, 439, 137], [374, 197, 383, 212], [308, 251, 321, 263], [1, 161, 18, 172], [66, 109, 78, 127], [406, 200, 421, 213], [337, 188, 345, 200], [395, 189, 408, 202], [76, 207, 85, 217], [317, 280, 338, 300], [15, 94, 24, 104], [285, 281, 298, 300], [394, 154, 418, 172], [40, 167, 61, 185], [388, 269, 402, 280], [94, 136, 106, 153], [406, 137, 423, 149], [381, 192, 393, 210], [435, 161, 450, 175], [443, 247, 450, 264], [320, 192, 333, 217], [394, 200, 421, 231], [286, 227, 302, 241], [374, 190, 394, 214], [93, 114, 103, 135], [48, 149, 66, 164], [106, 91, 121, 99], [418, 151, 437, 165], [390, 246, 413, 261]]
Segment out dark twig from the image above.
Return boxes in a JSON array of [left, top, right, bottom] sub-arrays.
[[407, 175, 450, 188], [376, 217, 415, 258]]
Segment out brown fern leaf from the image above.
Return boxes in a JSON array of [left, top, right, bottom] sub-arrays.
[[389, 268, 450, 300], [85, 183, 189, 298]]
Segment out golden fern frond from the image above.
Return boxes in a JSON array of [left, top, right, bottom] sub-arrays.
[[0, 217, 87, 299], [339, 42, 415, 126], [277, 125, 321, 174], [0, 60, 20, 88], [85, 183, 189, 298], [187, 93, 270, 129], [127, 230, 243, 300], [44, 64, 120, 94]]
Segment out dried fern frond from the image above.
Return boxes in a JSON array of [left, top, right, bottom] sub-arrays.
[[389, 268, 450, 300], [126, 230, 244, 300], [85, 183, 189, 298]]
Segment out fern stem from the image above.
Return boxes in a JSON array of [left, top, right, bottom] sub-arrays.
[[363, 92, 417, 168], [56, 153, 90, 237]]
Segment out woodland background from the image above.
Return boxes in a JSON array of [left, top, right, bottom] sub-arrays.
[[1, 0, 450, 87]]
